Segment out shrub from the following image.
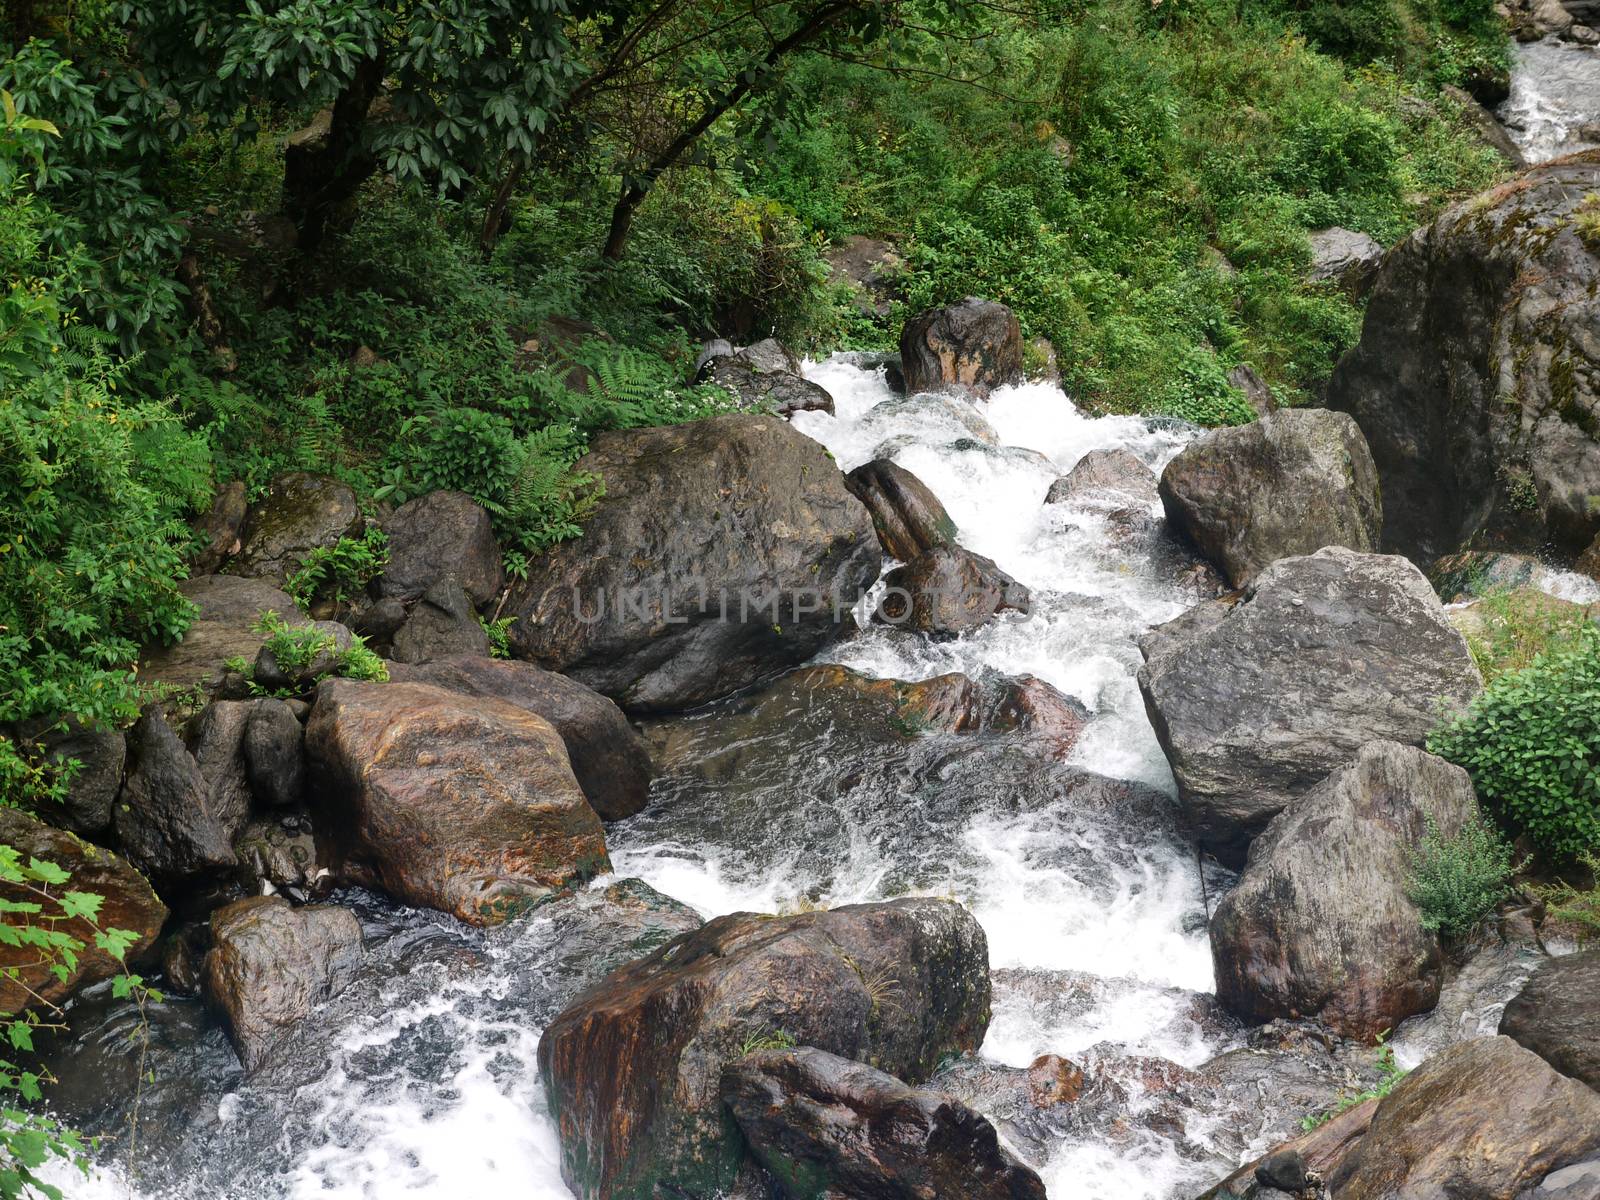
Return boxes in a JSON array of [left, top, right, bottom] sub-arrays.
[[1540, 851, 1600, 945], [225, 612, 388, 697], [1456, 588, 1592, 682], [1406, 812, 1515, 938], [285, 527, 389, 610], [1301, 1031, 1407, 1130], [1428, 624, 1600, 859]]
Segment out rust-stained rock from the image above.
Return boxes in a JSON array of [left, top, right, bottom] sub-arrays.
[[900, 297, 1023, 397]]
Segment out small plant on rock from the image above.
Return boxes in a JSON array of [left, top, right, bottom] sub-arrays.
[[229, 611, 389, 697], [285, 527, 389, 609], [1405, 812, 1515, 939], [1300, 1031, 1407, 1131]]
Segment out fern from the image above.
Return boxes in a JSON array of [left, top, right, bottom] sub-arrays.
[[497, 425, 603, 554]]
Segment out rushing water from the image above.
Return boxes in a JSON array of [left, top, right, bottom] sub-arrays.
[[1499, 36, 1600, 161]]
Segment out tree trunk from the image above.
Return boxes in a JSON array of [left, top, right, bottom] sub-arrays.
[[479, 161, 526, 257], [282, 54, 386, 252]]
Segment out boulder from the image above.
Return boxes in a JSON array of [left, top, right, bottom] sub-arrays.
[[1428, 550, 1572, 602], [1499, 949, 1600, 1091], [384, 656, 652, 821], [230, 472, 362, 583], [1210, 741, 1479, 1040], [115, 707, 239, 888], [505, 415, 879, 713], [878, 544, 1031, 637], [0, 807, 167, 1014], [899, 298, 1023, 397], [1308, 226, 1385, 297], [1137, 547, 1483, 865], [186, 701, 266, 838], [1157, 409, 1382, 588], [10, 716, 125, 835], [305, 679, 609, 923], [378, 489, 503, 606], [390, 577, 490, 664], [189, 479, 248, 575], [232, 816, 332, 900], [138, 575, 304, 696], [1045, 448, 1159, 507], [724, 1047, 1047, 1200], [348, 594, 408, 647], [700, 351, 835, 418], [252, 619, 355, 694], [1327, 153, 1600, 560], [844, 458, 958, 561], [983, 675, 1090, 760], [1442, 84, 1526, 167], [538, 898, 990, 1200], [1198, 1100, 1379, 1198], [202, 895, 362, 1073], [1328, 1037, 1600, 1198], [1227, 364, 1279, 417], [1576, 532, 1600, 582], [243, 699, 305, 809]]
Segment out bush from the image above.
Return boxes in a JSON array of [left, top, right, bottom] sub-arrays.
[[1428, 624, 1600, 859], [285, 527, 388, 609], [1406, 812, 1515, 938], [1540, 851, 1600, 946]]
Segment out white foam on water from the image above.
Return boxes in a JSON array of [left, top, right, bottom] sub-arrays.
[[1498, 37, 1600, 162]]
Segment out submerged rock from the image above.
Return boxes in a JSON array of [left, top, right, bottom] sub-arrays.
[[1137, 547, 1482, 865], [900, 297, 1023, 397], [724, 1047, 1046, 1200], [1158, 409, 1382, 588], [305, 679, 610, 924], [1499, 949, 1600, 1091], [538, 898, 990, 1200], [1210, 742, 1479, 1040], [1327, 152, 1600, 560], [505, 414, 878, 713]]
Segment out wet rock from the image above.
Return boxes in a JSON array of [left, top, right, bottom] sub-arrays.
[[1308, 226, 1385, 297], [390, 577, 489, 664], [878, 544, 1031, 637], [1576, 532, 1600, 581], [1428, 550, 1572, 602], [1045, 448, 1159, 507], [230, 472, 362, 583], [826, 235, 904, 316], [1327, 152, 1600, 560], [844, 457, 958, 561], [189, 480, 248, 575], [0, 807, 167, 1014], [10, 716, 125, 835], [1499, 949, 1600, 1090], [1137, 547, 1483, 865], [724, 1046, 1047, 1200], [1329, 1037, 1600, 1198], [233, 816, 331, 899], [538, 897, 990, 1200], [348, 594, 408, 646], [1442, 85, 1526, 167], [186, 701, 265, 840], [982, 676, 1090, 760], [865, 391, 1001, 449], [252, 619, 355, 694], [139, 576, 305, 696], [158, 920, 211, 995], [1211, 742, 1478, 1041], [384, 655, 653, 821], [1158, 409, 1382, 588], [1227, 365, 1279, 417], [700, 342, 835, 418], [243, 699, 305, 809], [115, 707, 239, 888], [203, 895, 362, 1073], [378, 490, 503, 606], [505, 414, 878, 713], [305, 679, 609, 923], [1256, 1149, 1309, 1192], [900, 297, 1023, 397], [1198, 1099, 1378, 1198]]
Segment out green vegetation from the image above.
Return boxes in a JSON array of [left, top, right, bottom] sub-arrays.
[[1301, 1030, 1408, 1130], [1540, 851, 1600, 945], [479, 615, 516, 661], [286, 527, 389, 610], [1430, 624, 1600, 860], [1406, 812, 1515, 938], [224, 611, 389, 697], [1457, 588, 1594, 681]]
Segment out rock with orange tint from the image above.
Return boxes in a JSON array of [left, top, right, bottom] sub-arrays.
[[900, 297, 1023, 397], [305, 679, 609, 924], [538, 897, 990, 1200]]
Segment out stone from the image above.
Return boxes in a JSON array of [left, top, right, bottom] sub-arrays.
[[1442, 85, 1526, 167], [186, 701, 264, 840], [538, 898, 990, 1200], [202, 895, 362, 1073], [138, 576, 305, 696], [232, 817, 331, 900], [1256, 1149, 1309, 1192], [378, 489, 503, 606], [384, 655, 653, 821], [1158, 409, 1382, 588], [243, 699, 305, 809], [1227, 364, 1279, 417], [505, 415, 878, 713], [390, 577, 490, 664], [844, 457, 958, 561], [825, 235, 905, 316], [10, 717, 125, 835], [1210, 742, 1480, 1040], [899, 297, 1024, 397], [189, 479, 248, 575], [305, 679, 610, 924], [700, 352, 835, 418], [878, 544, 1031, 637], [0, 807, 167, 1014], [252, 619, 355, 694], [230, 472, 362, 583], [1499, 949, 1600, 1091], [1327, 152, 1600, 560], [724, 1047, 1047, 1200], [1308, 226, 1385, 297], [115, 707, 238, 888], [1045, 448, 1159, 507], [1137, 547, 1483, 865]]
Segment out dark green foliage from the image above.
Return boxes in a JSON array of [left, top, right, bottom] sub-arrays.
[[1429, 625, 1600, 860], [1406, 812, 1515, 938], [286, 526, 388, 609], [225, 610, 388, 697]]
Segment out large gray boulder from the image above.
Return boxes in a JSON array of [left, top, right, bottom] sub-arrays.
[[115, 706, 239, 888], [378, 489, 503, 606], [138, 575, 305, 696], [899, 298, 1023, 397], [699, 341, 835, 418], [538, 898, 991, 1200], [10, 716, 125, 835], [1499, 949, 1600, 1091], [1308, 226, 1385, 296], [1327, 152, 1600, 560], [389, 577, 490, 664], [1158, 409, 1382, 588], [505, 415, 878, 713], [1137, 547, 1482, 865], [724, 1047, 1046, 1200], [1210, 742, 1479, 1040], [878, 544, 1031, 637], [230, 472, 362, 583]]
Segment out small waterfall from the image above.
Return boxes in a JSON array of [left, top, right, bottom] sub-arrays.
[[1499, 37, 1600, 161]]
